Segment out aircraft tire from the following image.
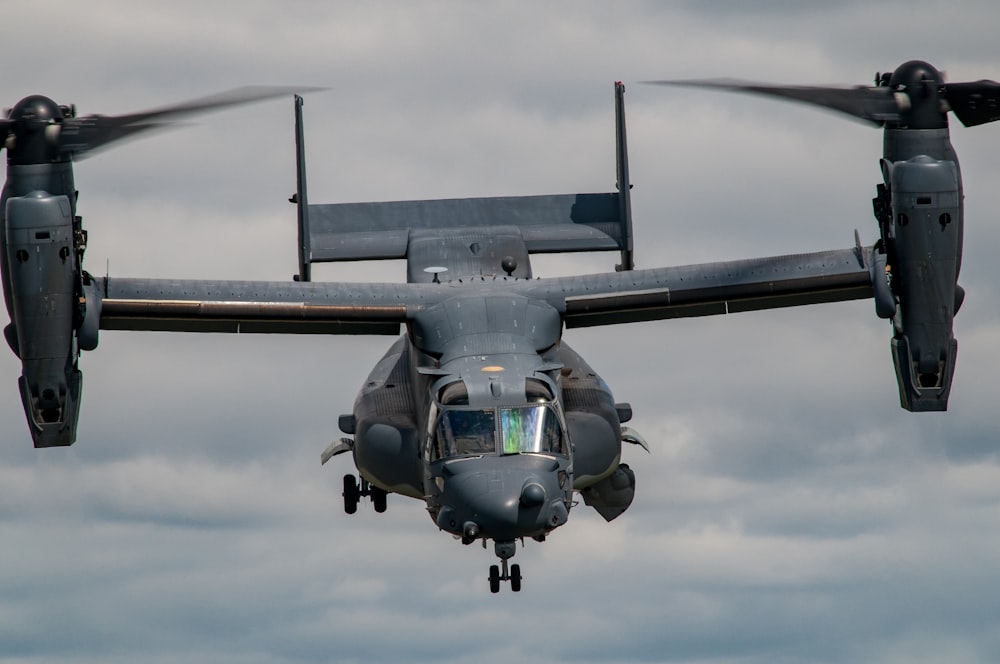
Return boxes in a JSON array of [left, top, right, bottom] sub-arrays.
[[372, 487, 388, 513], [343, 474, 359, 514], [510, 564, 522, 592], [489, 565, 501, 593]]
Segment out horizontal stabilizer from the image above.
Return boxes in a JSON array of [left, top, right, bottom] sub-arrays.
[[307, 193, 626, 262]]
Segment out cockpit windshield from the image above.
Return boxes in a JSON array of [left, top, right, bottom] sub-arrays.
[[435, 409, 497, 457], [500, 406, 563, 455], [433, 404, 564, 460]]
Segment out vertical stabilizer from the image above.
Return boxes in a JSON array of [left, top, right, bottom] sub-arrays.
[[293, 95, 311, 282], [615, 82, 634, 271]]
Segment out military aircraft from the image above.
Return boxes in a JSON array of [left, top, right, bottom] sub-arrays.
[[2, 61, 994, 592]]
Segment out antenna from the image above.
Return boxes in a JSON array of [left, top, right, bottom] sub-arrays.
[[424, 266, 448, 284]]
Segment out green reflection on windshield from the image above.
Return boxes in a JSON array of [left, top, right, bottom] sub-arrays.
[[500, 406, 562, 455]]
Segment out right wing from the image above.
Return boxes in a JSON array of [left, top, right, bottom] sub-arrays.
[[99, 278, 447, 335]]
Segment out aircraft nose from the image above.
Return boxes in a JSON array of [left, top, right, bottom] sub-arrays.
[[433, 457, 568, 541]]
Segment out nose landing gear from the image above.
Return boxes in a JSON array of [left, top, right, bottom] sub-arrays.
[[488, 540, 522, 593], [488, 560, 522, 593]]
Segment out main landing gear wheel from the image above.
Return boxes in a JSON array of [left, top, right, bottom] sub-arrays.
[[371, 485, 388, 513], [343, 474, 360, 514], [342, 474, 388, 514]]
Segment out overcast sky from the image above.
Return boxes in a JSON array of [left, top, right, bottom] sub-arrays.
[[2, 2, 1000, 663]]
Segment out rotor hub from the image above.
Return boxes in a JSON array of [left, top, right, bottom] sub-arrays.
[[887, 60, 943, 93], [6, 95, 65, 164], [887, 60, 948, 129]]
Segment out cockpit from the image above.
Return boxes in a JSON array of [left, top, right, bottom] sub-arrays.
[[433, 404, 565, 458], [424, 375, 574, 585], [429, 379, 567, 460]]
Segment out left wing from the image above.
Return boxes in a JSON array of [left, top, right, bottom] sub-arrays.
[[516, 246, 874, 327]]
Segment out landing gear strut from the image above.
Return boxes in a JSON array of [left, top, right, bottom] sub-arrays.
[[342, 474, 388, 514], [488, 540, 522, 593]]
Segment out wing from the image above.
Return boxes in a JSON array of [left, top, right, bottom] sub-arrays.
[[515, 246, 874, 327], [11, 244, 873, 450], [101, 245, 874, 334], [99, 278, 448, 335]]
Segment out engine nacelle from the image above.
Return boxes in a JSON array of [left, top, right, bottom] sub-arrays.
[[3, 191, 90, 446], [886, 156, 962, 411]]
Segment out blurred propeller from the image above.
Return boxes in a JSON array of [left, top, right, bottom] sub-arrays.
[[644, 78, 901, 126], [645, 61, 1000, 129], [3, 86, 324, 162], [57, 85, 323, 157]]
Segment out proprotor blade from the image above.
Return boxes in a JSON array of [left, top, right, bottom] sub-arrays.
[[943, 80, 1000, 127], [644, 78, 901, 126], [58, 85, 324, 157]]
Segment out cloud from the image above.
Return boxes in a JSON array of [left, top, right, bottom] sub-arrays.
[[2, 2, 1000, 663]]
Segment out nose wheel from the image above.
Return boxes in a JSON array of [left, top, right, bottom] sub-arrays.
[[488, 560, 522, 593], [488, 540, 522, 593], [342, 474, 388, 514]]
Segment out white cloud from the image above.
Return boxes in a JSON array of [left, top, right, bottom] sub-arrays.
[[2, 1, 1000, 663]]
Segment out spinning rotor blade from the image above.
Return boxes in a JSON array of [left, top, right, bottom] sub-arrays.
[[644, 78, 902, 126], [57, 85, 322, 157], [648, 61, 1000, 129], [943, 80, 1000, 127]]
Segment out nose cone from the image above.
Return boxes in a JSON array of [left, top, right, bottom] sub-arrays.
[[433, 456, 569, 541]]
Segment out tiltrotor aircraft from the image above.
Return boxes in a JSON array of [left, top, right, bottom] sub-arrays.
[[2, 61, 994, 592]]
